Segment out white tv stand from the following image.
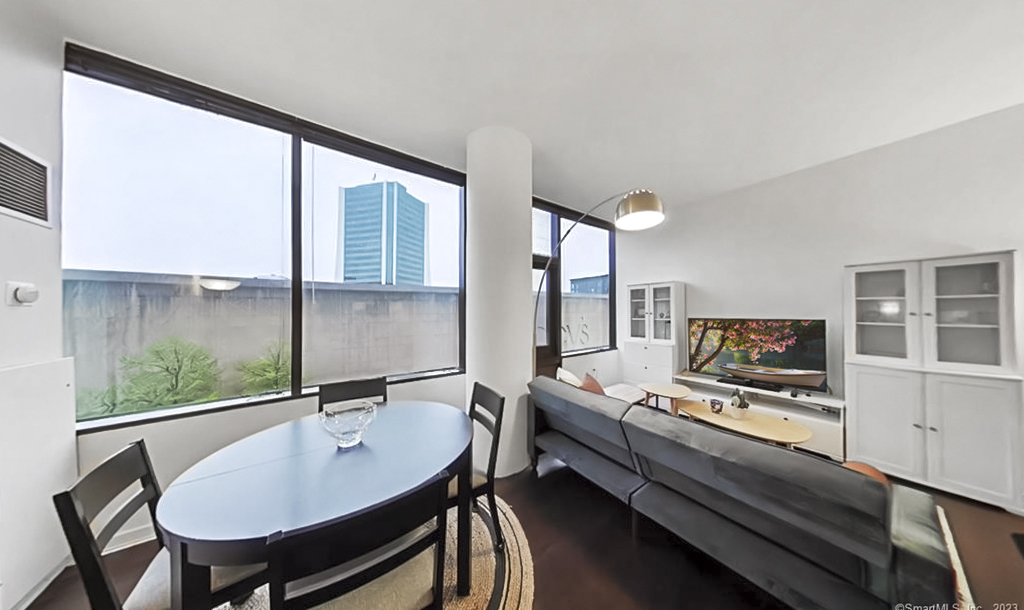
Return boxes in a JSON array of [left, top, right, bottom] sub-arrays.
[[673, 372, 846, 461]]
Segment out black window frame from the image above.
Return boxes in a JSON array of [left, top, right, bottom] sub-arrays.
[[533, 197, 617, 371], [65, 43, 467, 432]]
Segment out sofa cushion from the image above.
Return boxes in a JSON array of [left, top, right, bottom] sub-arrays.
[[889, 485, 957, 604], [622, 406, 891, 572], [555, 367, 582, 387], [638, 456, 889, 600], [631, 483, 888, 610], [844, 461, 890, 486], [580, 373, 606, 395], [528, 376, 635, 470]]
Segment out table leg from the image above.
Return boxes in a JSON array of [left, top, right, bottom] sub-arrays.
[[457, 447, 472, 596], [670, 398, 679, 417], [169, 539, 212, 610]]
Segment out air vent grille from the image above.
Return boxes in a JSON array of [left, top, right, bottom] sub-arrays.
[[0, 141, 48, 222]]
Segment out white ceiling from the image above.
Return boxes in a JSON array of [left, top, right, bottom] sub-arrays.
[[18, 0, 1024, 211]]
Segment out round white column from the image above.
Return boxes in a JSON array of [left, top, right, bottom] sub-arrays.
[[465, 126, 533, 477]]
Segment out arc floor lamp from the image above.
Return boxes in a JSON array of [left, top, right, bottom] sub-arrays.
[[533, 189, 667, 371]]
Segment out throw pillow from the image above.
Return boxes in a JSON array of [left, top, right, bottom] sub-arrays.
[[843, 461, 890, 486], [580, 373, 606, 396], [556, 367, 583, 388]]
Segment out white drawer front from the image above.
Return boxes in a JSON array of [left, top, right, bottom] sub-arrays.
[[623, 342, 674, 366], [624, 362, 674, 384]]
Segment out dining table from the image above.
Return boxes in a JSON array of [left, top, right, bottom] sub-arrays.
[[155, 400, 475, 610]]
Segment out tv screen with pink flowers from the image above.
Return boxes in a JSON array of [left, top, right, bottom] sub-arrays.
[[687, 318, 827, 391]]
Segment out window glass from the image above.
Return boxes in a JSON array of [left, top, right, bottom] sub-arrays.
[[533, 268, 550, 347], [532, 208, 552, 256], [301, 142, 462, 384], [62, 73, 291, 420], [559, 219, 611, 352]]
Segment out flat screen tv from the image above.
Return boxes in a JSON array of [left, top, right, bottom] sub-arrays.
[[687, 318, 827, 392]]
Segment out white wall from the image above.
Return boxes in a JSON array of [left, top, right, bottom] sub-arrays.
[[0, 7, 63, 372], [465, 126, 534, 478], [0, 9, 76, 610], [0, 360, 76, 610], [561, 350, 622, 386], [618, 102, 1024, 397]]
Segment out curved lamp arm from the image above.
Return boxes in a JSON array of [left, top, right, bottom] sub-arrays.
[[532, 189, 664, 373], [531, 191, 629, 354]]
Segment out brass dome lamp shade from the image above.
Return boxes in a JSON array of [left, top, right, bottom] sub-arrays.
[[614, 189, 665, 231]]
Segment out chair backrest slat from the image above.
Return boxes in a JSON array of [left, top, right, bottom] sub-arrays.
[[75, 443, 153, 522], [269, 470, 448, 610], [53, 439, 162, 610], [93, 485, 159, 551], [473, 409, 496, 436], [319, 377, 388, 411], [469, 383, 506, 481]]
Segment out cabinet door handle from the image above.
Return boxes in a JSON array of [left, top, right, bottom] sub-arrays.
[[912, 423, 923, 429], [928, 426, 938, 432], [908, 312, 918, 316], [923, 312, 934, 317]]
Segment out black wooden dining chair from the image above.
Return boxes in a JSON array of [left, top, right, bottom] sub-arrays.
[[52, 439, 267, 610], [447, 382, 506, 550], [267, 470, 449, 610], [318, 376, 388, 411]]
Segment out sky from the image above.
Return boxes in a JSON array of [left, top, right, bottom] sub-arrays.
[[62, 72, 609, 290]]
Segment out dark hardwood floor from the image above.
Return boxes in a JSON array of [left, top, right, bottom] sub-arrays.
[[29, 539, 158, 610], [30, 456, 1024, 610], [934, 492, 1024, 606], [495, 457, 787, 610]]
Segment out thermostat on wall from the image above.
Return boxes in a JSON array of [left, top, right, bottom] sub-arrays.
[[5, 281, 39, 305]]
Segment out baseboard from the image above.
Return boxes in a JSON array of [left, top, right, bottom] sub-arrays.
[[104, 524, 157, 554], [8, 556, 71, 610]]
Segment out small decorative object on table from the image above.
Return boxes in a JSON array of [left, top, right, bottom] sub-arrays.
[[727, 389, 750, 420], [709, 398, 724, 414], [319, 399, 377, 448]]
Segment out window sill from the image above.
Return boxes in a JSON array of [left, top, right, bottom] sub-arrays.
[[76, 368, 466, 435], [562, 346, 617, 358], [76, 392, 300, 435]]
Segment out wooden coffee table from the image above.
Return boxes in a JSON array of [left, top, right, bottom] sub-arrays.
[[638, 382, 692, 416], [678, 399, 813, 447]]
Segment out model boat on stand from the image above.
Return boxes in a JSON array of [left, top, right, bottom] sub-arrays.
[[718, 363, 827, 389]]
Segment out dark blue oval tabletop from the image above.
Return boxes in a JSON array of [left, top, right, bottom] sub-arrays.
[[156, 401, 472, 546]]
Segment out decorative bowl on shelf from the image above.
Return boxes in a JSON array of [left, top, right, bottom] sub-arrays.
[[319, 399, 377, 449]]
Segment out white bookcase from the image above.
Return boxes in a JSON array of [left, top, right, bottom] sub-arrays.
[[845, 250, 1024, 513], [623, 282, 685, 384]]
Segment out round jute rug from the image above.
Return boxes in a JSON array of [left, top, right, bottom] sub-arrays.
[[215, 496, 534, 610]]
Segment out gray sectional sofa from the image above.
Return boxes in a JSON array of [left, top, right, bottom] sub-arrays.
[[526, 375, 957, 610]]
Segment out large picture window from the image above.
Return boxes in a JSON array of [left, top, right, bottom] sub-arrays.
[[62, 46, 464, 423], [301, 143, 462, 385], [533, 200, 615, 371]]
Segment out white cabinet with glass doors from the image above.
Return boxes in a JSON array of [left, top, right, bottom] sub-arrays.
[[624, 282, 686, 384], [844, 250, 1024, 513], [628, 283, 684, 344], [845, 251, 1018, 374]]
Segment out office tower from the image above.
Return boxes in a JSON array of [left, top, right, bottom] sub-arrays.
[[336, 181, 429, 284]]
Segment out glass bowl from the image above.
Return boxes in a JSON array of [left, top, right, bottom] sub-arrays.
[[319, 399, 377, 449]]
